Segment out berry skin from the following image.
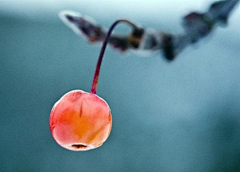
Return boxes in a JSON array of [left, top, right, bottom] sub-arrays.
[[49, 90, 112, 151]]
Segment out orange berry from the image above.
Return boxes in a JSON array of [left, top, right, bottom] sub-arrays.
[[49, 90, 112, 151]]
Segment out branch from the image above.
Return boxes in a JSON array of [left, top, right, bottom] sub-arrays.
[[59, 0, 239, 61]]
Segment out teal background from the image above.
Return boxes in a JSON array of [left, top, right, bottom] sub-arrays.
[[1, 1, 240, 171]]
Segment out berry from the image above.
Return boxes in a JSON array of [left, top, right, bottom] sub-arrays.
[[49, 90, 112, 151]]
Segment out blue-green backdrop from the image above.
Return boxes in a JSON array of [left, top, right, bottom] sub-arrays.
[[1, 0, 240, 171]]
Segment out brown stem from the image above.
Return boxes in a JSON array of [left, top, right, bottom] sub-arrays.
[[90, 19, 137, 94]]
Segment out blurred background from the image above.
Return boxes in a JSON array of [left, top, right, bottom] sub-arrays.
[[1, 0, 240, 171]]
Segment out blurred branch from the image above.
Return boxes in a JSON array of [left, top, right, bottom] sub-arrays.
[[59, 0, 239, 61]]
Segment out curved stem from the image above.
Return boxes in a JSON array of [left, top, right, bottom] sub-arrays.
[[90, 19, 137, 94]]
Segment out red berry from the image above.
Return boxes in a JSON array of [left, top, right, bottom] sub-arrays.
[[49, 90, 112, 151]]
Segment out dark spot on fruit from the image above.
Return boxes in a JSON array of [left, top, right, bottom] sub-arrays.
[[108, 112, 111, 122], [79, 104, 83, 117], [72, 144, 88, 149]]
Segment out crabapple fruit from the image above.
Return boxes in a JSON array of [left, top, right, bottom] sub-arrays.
[[49, 90, 112, 151]]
